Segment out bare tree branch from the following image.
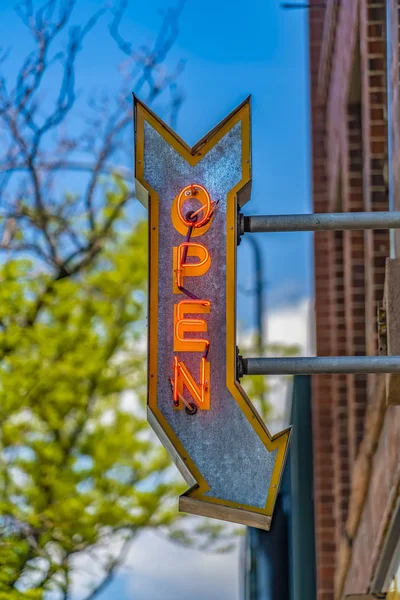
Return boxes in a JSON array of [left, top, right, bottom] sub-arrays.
[[81, 533, 136, 600], [0, 0, 185, 282], [0, 159, 133, 180], [0, 1, 186, 594]]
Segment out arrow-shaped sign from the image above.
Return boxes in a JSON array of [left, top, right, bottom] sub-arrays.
[[134, 96, 291, 530]]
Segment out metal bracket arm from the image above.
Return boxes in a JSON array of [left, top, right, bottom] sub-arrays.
[[238, 210, 400, 235], [238, 355, 400, 376]]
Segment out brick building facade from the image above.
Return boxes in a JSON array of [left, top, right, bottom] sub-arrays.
[[309, 1, 400, 599]]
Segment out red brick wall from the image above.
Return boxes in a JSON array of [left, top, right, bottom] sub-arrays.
[[309, 2, 336, 599], [390, 0, 400, 254], [343, 398, 400, 595], [309, 0, 394, 598], [359, 0, 390, 357], [342, 102, 368, 468], [331, 229, 350, 545]]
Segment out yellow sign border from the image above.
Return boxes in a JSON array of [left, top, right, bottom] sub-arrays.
[[134, 95, 291, 530]]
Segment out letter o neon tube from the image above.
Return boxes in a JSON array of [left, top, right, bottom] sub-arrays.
[[177, 184, 212, 229]]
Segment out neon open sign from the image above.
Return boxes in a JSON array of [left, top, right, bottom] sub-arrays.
[[171, 184, 216, 412], [135, 96, 290, 531]]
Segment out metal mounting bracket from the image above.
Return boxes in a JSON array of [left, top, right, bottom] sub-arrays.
[[236, 210, 400, 376], [238, 210, 400, 236]]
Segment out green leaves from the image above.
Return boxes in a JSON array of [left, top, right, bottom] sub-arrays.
[[0, 220, 179, 596], [0, 203, 254, 597]]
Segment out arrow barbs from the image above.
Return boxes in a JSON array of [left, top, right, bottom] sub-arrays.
[[134, 95, 291, 531]]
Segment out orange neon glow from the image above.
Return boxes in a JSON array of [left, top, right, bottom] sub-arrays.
[[201, 356, 207, 394], [171, 183, 212, 411], [174, 300, 211, 352], [177, 184, 212, 229], [173, 356, 210, 410], [173, 356, 179, 406], [173, 242, 211, 293]]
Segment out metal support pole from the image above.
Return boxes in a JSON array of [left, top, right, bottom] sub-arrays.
[[241, 356, 400, 375], [240, 211, 400, 234], [244, 236, 267, 409], [245, 236, 266, 354]]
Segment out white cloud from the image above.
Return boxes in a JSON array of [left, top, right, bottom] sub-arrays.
[[120, 389, 144, 416], [124, 530, 240, 600], [72, 299, 312, 600], [267, 299, 311, 432], [239, 298, 312, 434], [238, 297, 311, 354], [71, 528, 241, 600], [266, 297, 312, 354]]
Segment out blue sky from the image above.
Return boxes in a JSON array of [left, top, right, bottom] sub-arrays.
[[0, 0, 312, 326], [129, 0, 313, 323], [0, 1, 310, 598]]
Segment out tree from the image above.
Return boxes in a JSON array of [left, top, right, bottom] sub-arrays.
[[0, 211, 181, 598], [0, 2, 288, 596], [0, 2, 236, 598], [0, 0, 186, 272]]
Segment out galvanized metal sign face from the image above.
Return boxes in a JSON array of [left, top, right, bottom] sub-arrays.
[[134, 97, 290, 530]]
